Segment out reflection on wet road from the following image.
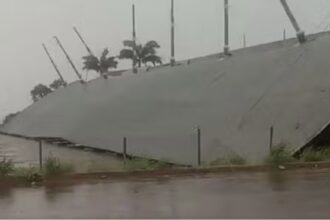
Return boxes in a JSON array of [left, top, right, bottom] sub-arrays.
[[0, 169, 330, 218]]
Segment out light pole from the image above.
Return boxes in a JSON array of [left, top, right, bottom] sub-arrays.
[[280, 0, 306, 43], [223, 0, 230, 55], [132, 4, 138, 73], [42, 43, 66, 85], [54, 36, 84, 83], [170, 0, 176, 66]]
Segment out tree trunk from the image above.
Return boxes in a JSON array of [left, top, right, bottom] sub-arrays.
[[100, 69, 108, 79]]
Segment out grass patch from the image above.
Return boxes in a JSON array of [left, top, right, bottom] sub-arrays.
[[124, 158, 172, 171], [209, 153, 247, 166], [301, 148, 330, 162], [43, 156, 73, 176], [0, 157, 14, 177], [265, 143, 295, 165]]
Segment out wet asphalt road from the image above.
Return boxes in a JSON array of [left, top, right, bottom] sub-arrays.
[[0, 169, 330, 218]]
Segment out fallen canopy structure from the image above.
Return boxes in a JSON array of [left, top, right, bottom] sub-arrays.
[[2, 32, 330, 165]]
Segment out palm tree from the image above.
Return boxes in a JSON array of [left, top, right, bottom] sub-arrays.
[[119, 40, 162, 69], [82, 48, 118, 79]]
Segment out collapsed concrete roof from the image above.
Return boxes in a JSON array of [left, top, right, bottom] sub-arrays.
[[2, 32, 330, 165]]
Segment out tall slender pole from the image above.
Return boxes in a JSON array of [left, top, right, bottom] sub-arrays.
[[170, 0, 176, 66], [197, 126, 201, 166], [73, 26, 94, 56], [54, 36, 84, 82], [42, 43, 66, 84], [123, 137, 127, 162], [39, 140, 43, 170], [269, 126, 274, 152], [132, 4, 137, 73], [223, 0, 230, 55], [280, 0, 306, 43], [283, 28, 287, 41], [243, 33, 246, 48]]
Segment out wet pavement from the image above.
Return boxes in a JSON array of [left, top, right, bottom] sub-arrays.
[[0, 169, 330, 218], [0, 134, 124, 173]]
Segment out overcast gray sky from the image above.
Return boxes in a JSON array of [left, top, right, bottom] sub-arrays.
[[1, 0, 330, 120]]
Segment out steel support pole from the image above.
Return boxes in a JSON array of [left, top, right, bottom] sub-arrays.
[[132, 4, 138, 73], [224, 0, 230, 55], [280, 0, 306, 43], [39, 140, 43, 170], [54, 36, 84, 82], [269, 126, 274, 152], [170, 0, 176, 66], [42, 43, 66, 84], [197, 127, 201, 166], [123, 137, 127, 162]]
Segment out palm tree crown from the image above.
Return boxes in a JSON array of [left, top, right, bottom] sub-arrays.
[[119, 40, 162, 68], [82, 48, 118, 78]]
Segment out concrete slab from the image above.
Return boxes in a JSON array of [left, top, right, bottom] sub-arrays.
[[2, 32, 330, 165]]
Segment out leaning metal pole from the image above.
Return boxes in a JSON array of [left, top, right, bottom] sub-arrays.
[[73, 26, 94, 56], [42, 43, 66, 84], [280, 0, 306, 43], [223, 0, 230, 55], [170, 0, 176, 66], [54, 36, 84, 82]]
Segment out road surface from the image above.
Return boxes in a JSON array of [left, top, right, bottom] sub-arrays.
[[0, 169, 329, 218]]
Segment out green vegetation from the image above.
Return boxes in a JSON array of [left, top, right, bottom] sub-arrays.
[[30, 84, 53, 102], [14, 166, 43, 183], [209, 153, 247, 166], [0, 157, 14, 176], [124, 158, 171, 171], [49, 79, 67, 90], [301, 148, 330, 162], [43, 156, 73, 176], [264, 143, 295, 165], [1, 112, 20, 126], [30, 79, 67, 102], [0, 156, 72, 184]]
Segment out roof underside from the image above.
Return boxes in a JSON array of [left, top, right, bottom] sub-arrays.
[[2, 32, 330, 165]]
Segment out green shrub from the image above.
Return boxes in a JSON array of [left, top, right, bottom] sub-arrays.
[[0, 157, 14, 177], [302, 148, 330, 162], [302, 150, 324, 162], [125, 158, 171, 171], [323, 148, 330, 160], [265, 143, 294, 165], [43, 156, 73, 176], [209, 154, 247, 166], [14, 166, 43, 183]]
